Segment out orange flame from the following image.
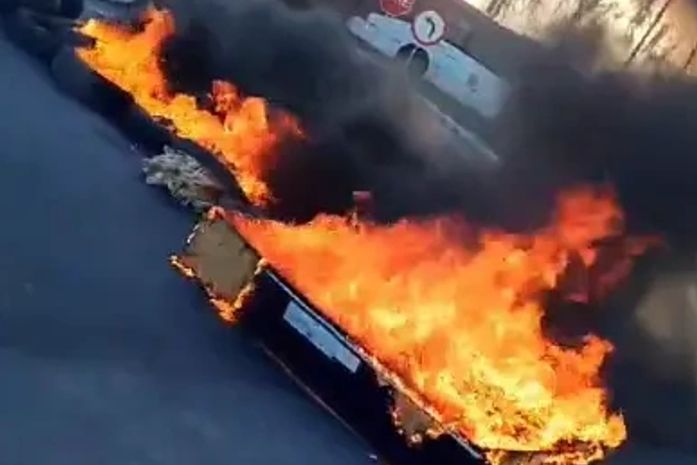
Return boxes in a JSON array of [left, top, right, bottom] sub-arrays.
[[229, 187, 646, 463], [75, 9, 651, 464], [77, 9, 300, 207]]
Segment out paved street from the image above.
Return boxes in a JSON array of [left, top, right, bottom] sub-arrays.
[[0, 35, 373, 465]]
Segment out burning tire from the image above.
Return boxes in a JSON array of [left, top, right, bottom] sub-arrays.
[[50, 45, 132, 116]]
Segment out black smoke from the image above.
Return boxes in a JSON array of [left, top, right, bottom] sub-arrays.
[[158, 0, 492, 222], [159, 0, 697, 244], [155, 1, 697, 455], [494, 61, 697, 246]]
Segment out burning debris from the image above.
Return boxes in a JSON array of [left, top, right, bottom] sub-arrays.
[[74, 7, 646, 465], [172, 215, 264, 323], [76, 8, 302, 207], [142, 146, 222, 211], [72, 4, 697, 465], [228, 188, 648, 463]]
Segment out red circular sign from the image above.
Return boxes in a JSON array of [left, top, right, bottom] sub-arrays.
[[379, 0, 415, 17]]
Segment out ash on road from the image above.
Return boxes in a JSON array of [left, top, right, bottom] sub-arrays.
[[0, 34, 374, 465]]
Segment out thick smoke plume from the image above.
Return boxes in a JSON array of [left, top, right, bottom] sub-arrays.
[[162, 0, 697, 242], [158, 0, 697, 456], [160, 0, 492, 222], [496, 62, 697, 245]]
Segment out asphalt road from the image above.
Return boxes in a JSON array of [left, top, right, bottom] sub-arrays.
[[0, 35, 374, 465]]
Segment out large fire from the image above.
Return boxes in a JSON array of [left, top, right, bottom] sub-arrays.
[[77, 9, 651, 465], [76, 9, 300, 207], [229, 189, 643, 464]]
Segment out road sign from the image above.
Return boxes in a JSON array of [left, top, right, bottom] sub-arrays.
[[379, 0, 415, 17], [412, 10, 446, 46]]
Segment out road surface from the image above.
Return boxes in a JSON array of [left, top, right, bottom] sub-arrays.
[[0, 34, 374, 465]]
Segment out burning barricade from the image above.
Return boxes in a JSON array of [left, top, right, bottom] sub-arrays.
[[64, 6, 663, 465]]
